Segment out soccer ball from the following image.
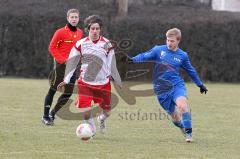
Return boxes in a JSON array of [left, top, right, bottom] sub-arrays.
[[76, 123, 94, 141]]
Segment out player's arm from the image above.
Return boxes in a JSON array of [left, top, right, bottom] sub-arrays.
[[57, 43, 81, 91], [48, 30, 65, 64], [108, 49, 122, 88], [182, 54, 208, 94], [64, 43, 81, 84], [131, 46, 158, 63]]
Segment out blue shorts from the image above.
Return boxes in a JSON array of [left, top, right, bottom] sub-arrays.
[[156, 83, 187, 115]]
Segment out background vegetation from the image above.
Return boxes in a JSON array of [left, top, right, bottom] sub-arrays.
[[0, 0, 240, 82]]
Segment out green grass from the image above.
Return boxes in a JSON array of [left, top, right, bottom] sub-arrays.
[[0, 78, 240, 159]]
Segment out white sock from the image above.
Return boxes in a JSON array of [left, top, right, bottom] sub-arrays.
[[99, 113, 107, 121], [86, 118, 96, 133]]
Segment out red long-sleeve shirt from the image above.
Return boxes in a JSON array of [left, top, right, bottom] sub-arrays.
[[48, 24, 83, 64]]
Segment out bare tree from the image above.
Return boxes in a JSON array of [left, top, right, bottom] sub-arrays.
[[116, 0, 128, 16]]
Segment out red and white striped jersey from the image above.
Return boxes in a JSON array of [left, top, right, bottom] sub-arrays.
[[64, 36, 121, 86]]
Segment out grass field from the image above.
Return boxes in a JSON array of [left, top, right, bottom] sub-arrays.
[[0, 78, 240, 159]]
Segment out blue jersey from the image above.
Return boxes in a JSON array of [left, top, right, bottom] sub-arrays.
[[132, 45, 202, 95]]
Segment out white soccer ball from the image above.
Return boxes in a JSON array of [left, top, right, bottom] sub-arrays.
[[76, 123, 94, 141]]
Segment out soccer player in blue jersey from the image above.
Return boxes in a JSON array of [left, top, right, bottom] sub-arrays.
[[128, 28, 208, 142]]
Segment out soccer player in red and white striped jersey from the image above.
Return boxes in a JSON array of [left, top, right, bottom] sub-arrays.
[[58, 15, 122, 134]]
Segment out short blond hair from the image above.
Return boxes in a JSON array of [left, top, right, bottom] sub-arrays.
[[67, 8, 79, 17], [166, 28, 181, 41]]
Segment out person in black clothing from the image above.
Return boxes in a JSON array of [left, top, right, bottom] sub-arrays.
[[42, 8, 83, 125]]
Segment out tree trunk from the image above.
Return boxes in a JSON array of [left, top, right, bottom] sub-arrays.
[[116, 0, 128, 16]]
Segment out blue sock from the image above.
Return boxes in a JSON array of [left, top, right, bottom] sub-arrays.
[[182, 112, 192, 134], [172, 120, 184, 129]]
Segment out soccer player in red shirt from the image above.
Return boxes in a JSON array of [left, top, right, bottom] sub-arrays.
[[42, 9, 83, 125], [58, 15, 122, 134]]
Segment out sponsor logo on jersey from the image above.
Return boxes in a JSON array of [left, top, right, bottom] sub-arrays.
[[160, 51, 166, 59], [173, 57, 181, 62]]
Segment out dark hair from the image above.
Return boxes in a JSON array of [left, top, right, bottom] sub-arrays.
[[84, 15, 103, 30]]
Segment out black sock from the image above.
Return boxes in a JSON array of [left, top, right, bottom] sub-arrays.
[[185, 128, 192, 134], [44, 88, 56, 117], [51, 94, 71, 115], [43, 105, 51, 118]]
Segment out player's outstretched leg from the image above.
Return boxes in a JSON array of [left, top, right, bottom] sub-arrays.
[[49, 93, 72, 124], [175, 97, 193, 142], [86, 111, 96, 135], [182, 112, 193, 142], [83, 108, 96, 136], [42, 88, 56, 126], [172, 120, 185, 136], [170, 108, 186, 136]]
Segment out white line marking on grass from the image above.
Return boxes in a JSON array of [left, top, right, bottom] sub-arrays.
[[0, 151, 25, 155], [0, 151, 87, 155]]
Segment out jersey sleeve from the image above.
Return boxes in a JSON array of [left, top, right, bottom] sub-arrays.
[[181, 53, 203, 87], [132, 46, 158, 63], [48, 29, 65, 64], [63, 41, 81, 83], [108, 48, 122, 87]]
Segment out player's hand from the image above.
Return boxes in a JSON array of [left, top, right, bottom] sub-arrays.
[[121, 56, 133, 63], [127, 57, 133, 63], [57, 81, 67, 92], [199, 85, 208, 94]]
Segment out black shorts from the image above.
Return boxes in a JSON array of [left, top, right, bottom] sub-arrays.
[[48, 62, 78, 94]]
